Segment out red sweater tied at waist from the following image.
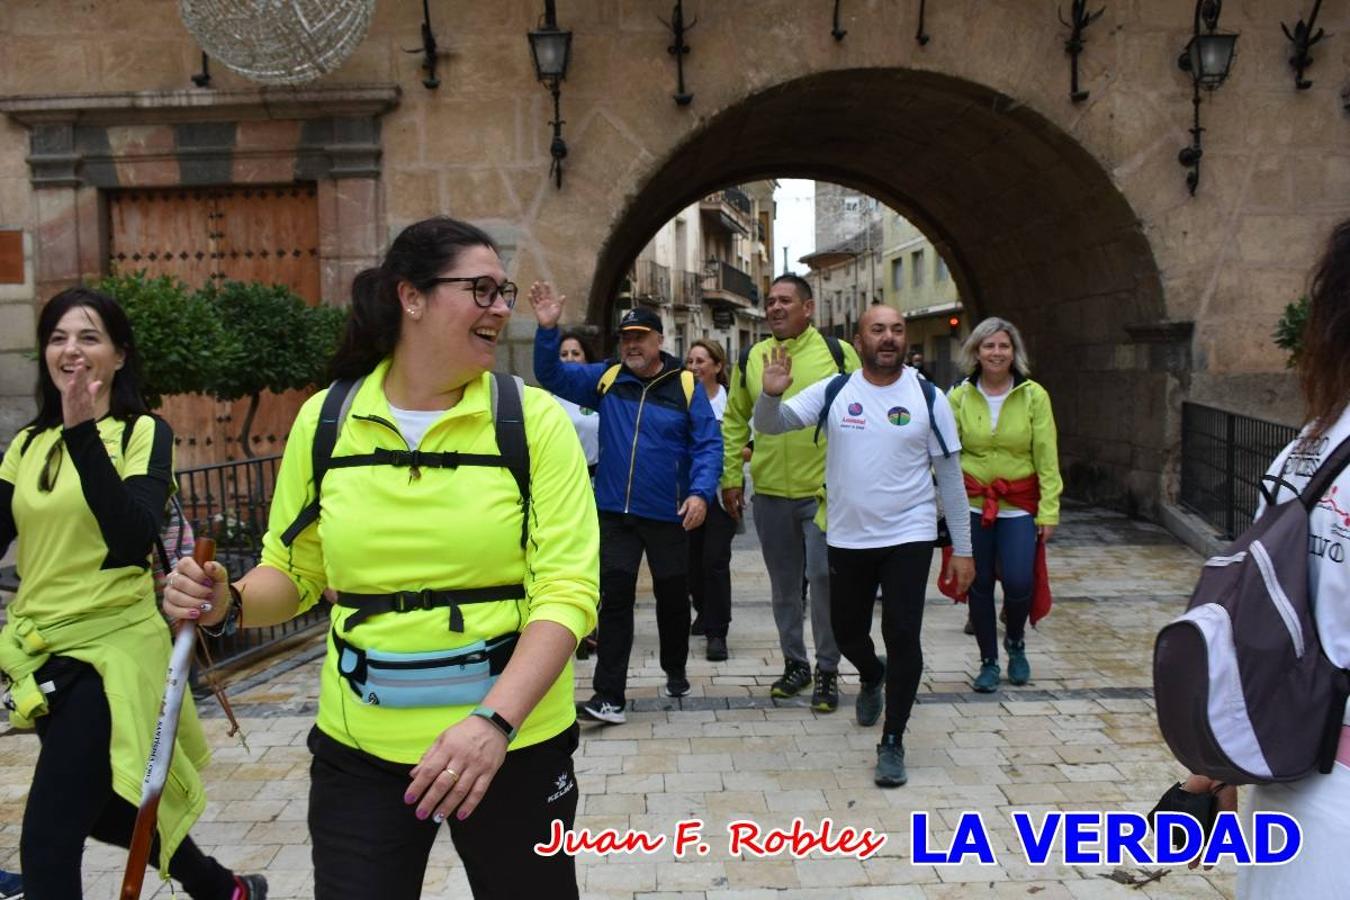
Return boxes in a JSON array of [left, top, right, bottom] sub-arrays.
[[965, 472, 1040, 528], [940, 473, 1053, 626]]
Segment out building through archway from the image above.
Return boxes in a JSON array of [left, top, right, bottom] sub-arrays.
[[591, 69, 1167, 511]]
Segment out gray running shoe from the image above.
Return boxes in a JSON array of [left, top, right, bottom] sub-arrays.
[[855, 656, 886, 727], [875, 733, 907, 787], [580, 695, 626, 724]]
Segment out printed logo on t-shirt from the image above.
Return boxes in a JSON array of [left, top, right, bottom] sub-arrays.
[[580, 407, 596, 416], [841, 400, 867, 430], [887, 406, 911, 426]]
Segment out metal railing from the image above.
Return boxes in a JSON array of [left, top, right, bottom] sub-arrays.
[[673, 269, 702, 308], [1179, 402, 1298, 539], [633, 258, 671, 305], [175, 454, 331, 680], [703, 260, 757, 304], [722, 186, 752, 215]]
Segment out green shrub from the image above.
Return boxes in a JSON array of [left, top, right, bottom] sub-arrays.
[[1274, 295, 1309, 369], [95, 271, 224, 407]]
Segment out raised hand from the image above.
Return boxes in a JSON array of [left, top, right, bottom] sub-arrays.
[[61, 360, 100, 429], [528, 281, 566, 329], [760, 345, 794, 397]]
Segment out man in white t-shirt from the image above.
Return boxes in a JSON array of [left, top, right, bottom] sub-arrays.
[[753, 305, 975, 788]]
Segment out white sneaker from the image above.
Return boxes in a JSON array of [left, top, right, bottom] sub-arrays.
[[580, 696, 626, 724]]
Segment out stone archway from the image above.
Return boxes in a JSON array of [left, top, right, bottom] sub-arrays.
[[590, 68, 1171, 513]]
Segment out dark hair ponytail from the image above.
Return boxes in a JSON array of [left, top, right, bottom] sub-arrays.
[[330, 216, 500, 380]]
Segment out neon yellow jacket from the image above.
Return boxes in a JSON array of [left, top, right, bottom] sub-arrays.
[[0, 417, 207, 876], [259, 362, 599, 763], [946, 373, 1063, 525], [721, 327, 860, 499]]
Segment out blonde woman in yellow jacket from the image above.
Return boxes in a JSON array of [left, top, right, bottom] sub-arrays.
[[946, 317, 1062, 694], [0, 288, 263, 898], [164, 218, 599, 899]]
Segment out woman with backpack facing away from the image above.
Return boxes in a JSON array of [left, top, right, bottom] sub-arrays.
[[163, 217, 599, 899], [1179, 219, 1350, 896], [946, 317, 1061, 693], [0, 288, 265, 898]]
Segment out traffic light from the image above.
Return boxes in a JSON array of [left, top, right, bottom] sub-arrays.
[[948, 314, 961, 336]]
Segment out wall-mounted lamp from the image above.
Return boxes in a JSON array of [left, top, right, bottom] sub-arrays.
[[832, 0, 847, 41], [1060, 1, 1104, 103], [660, 2, 696, 106], [191, 51, 212, 88], [915, 0, 930, 46], [1281, 0, 1325, 91], [1177, 0, 1238, 195], [406, 0, 441, 89], [528, 0, 572, 189]]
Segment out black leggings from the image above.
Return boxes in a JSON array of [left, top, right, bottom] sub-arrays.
[[21, 657, 236, 899], [827, 542, 934, 737], [688, 500, 736, 638], [307, 723, 581, 899]]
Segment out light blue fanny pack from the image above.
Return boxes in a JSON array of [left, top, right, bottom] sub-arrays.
[[334, 631, 519, 709]]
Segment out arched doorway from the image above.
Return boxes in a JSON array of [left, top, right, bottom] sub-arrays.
[[589, 68, 1168, 513]]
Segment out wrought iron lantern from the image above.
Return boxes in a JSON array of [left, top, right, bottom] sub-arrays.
[[528, 1, 573, 189], [1177, 0, 1238, 195]]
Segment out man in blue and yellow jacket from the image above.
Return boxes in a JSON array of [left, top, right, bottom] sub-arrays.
[[531, 285, 722, 724]]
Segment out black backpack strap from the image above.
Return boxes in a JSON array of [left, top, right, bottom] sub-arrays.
[[280, 378, 360, 547], [738, 345, 753, 388], [490, 372, 531, 548], [919, 377, 952, 459], [812, 373, 852, 445], [1301, 435, 1350, 512], [823, 334, 847, 374]]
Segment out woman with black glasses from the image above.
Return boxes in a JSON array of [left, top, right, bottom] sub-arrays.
[[0, 287, 265, 897], [162, 216, 599, 899]]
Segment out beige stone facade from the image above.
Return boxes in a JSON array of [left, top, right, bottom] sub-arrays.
[[2, 1, 1348, 516]]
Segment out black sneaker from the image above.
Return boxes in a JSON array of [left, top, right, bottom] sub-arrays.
[[811, 668, 839, 713], [855, 656, 885, 727], [875, 733, 907, 787], [705, 635, 728, 662], [580, 695, 626, 724], [235, 874, 268, 899], [663, 676, 691, 698], [770, 660, 812, 698]]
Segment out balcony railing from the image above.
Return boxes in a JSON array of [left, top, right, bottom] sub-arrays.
[[1179, 403, 1298, 539], [702, 260, 757, 305], [700, 189, 752, 235], [634, 258, 672, 305], [673, 269, 702, 308]]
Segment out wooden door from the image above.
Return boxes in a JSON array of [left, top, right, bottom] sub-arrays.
[[107, 185, 321, 468]]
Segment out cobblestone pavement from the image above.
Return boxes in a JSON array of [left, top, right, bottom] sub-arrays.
[[0, 503, 1241, 898]]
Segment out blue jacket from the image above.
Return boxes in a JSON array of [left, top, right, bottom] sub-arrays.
[[534, 326, 723, 523]]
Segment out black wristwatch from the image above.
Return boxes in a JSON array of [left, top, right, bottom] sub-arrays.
[[469, 706, 518, 742], [201, 584, 243, 638]]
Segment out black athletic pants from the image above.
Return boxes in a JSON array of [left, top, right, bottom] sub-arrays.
[[827, 542, 934, 737], [594, 511, 690, 703], [307, 723, 580, 899], [688, 500, 736, 639], [21, 657, 236, 899]]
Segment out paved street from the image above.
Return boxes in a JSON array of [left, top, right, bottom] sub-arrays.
[[0, 503, 1238, 898]]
